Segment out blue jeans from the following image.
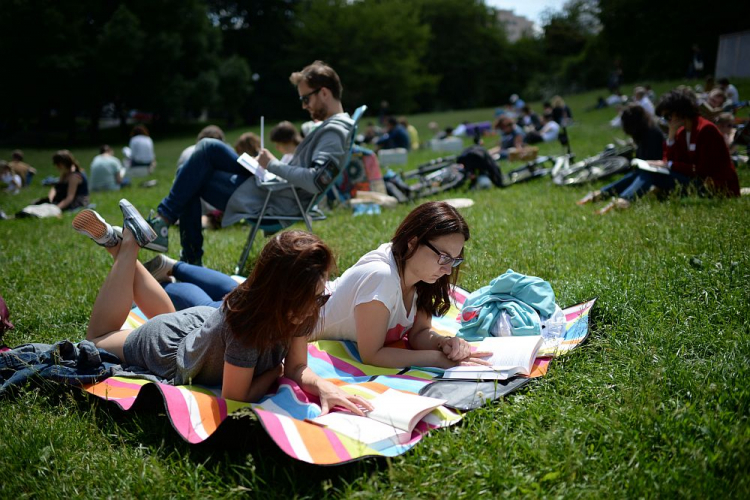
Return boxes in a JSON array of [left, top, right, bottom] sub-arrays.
[[162, 262, 238, 310], [157, 139, 250, 264], [600, 170, 697, 201]]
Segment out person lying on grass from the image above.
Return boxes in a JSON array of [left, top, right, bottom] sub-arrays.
[[143, 201, 490, 370], [71, 200, 372, 412]]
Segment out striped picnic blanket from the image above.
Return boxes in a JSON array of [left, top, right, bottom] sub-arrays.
[[82, 291, 596, 465]]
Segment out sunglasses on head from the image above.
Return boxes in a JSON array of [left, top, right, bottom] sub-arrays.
[[423, 241, 464, 268], [300, 87, 322, 105]]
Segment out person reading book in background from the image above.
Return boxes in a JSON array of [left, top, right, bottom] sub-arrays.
[[72, 205, 371, 412], [576, 103, 665, 213], [314, 201, 490, 369]]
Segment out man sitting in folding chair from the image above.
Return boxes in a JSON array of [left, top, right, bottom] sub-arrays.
[[145, 60, 354, 267]]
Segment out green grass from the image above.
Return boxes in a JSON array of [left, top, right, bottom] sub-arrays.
[[1, 80, 749, 498]]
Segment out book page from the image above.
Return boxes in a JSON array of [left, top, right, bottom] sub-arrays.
[[442, 335, 543, 380], [479, 335, 543, 368], [312, 412, 409, 448], [632, 158, 670, 175], [365, 389, 446, 432], [236, 153, 282, 184]]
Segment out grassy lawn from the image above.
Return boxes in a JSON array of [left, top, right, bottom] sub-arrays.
[[1, 80, 749, 498]]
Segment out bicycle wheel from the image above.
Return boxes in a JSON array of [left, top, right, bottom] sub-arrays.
[[556, 156, 630, 185]]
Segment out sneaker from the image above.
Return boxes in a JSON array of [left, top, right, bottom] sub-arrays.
[[596, 197, 631, 215], [145, 210, 169, 252], [576, 190, 602, 205], [119, 199, 157, 248], [72, 209, 121, 247], [143, 254, 177, 283]]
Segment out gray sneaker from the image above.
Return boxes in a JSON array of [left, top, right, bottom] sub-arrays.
[[72, 209, 121, 247], [143, 254, 177, 283], [145, 210, 169, 253], [119, 199, 158, 248]]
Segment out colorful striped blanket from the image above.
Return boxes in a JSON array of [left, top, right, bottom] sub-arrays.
[[83, 291, 596, 465]]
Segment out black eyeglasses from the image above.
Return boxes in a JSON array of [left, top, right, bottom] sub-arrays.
[[422, 241, 464, 268], [300, 88, 322, 105], [316, 292, 331, 307]]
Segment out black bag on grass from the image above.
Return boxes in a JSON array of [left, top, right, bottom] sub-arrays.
[[457, 146, 505, 187]]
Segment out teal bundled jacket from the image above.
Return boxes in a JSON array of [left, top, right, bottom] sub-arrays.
[[457, 269, 556, 340]]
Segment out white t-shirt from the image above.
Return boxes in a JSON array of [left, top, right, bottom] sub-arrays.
[[316, 243, 417, 343], [638, 96, 655, 115], [540, 120, 560, 142], [2, 172, 22, 194], [129, 135, 155, 165]]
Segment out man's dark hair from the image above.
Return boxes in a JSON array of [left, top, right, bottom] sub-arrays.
[[289, 60, 343, 100], [387, 116, 399, 127], [99, 144, 113, 154], [718, 77, 730, 86], [11, 149, 23, 161], [197, 125, 225, 142], [655, 87, 699, 119]]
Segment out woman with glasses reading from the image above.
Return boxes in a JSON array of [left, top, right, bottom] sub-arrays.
[[72, 205, 371, 412], [315, 202, 489, 369]]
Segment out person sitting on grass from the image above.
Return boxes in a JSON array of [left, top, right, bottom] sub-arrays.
[[42, 150, 89, 211], [8, 149, 36, 186], [233, 132, 262, 157], [269, 121, 302, 163], [144, 61, 354, 266], [579, 89, 740, 213], [176, 125, 226, 171], [141, 202, 491, 370], [1, 161, 23, 194], [71, 202, 373, 411], [523, 112, 560, 145], [125, 125, 156, 172], [375, 116, 411, 151], [577, 103, 665, 213], [90, 145, 125, 192], [491, 115, 526, 159]]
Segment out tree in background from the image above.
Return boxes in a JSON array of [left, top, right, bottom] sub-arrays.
[[0, 0, 225, 142], [286, 0, 434, 116], [414, 0, 513, 110]]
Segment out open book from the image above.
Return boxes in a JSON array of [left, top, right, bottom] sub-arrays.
[[310, 389, 446, 450], [632, 158, 670, 175], [442, 335, 544, 380], [236, 153, 284, 184]]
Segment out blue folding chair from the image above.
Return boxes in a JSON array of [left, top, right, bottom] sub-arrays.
[[235, 105, 367, 274]]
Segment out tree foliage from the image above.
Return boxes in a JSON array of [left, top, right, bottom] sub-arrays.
[[2, 0, 749, 143]]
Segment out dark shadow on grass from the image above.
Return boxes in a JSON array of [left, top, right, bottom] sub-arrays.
[[52, 383, 388, 496]]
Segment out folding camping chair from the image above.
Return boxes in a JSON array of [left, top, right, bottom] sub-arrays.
[[234, 105, 367, 275]]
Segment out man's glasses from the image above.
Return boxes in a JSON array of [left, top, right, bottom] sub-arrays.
[[423, 241, 464, 268], [316, 292, 332, 308], [300, 88, 322, 105]]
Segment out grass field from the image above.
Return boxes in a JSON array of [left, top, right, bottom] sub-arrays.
[[1, 80, 749, 498]]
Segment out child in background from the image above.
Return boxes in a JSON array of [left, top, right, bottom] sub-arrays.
[[270, 121, 302, 163]]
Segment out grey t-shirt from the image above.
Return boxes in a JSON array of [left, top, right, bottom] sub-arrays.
[[123, 306, 287, 386]]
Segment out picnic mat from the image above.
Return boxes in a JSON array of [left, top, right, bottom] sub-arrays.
[[82, 291, 596, 465]]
